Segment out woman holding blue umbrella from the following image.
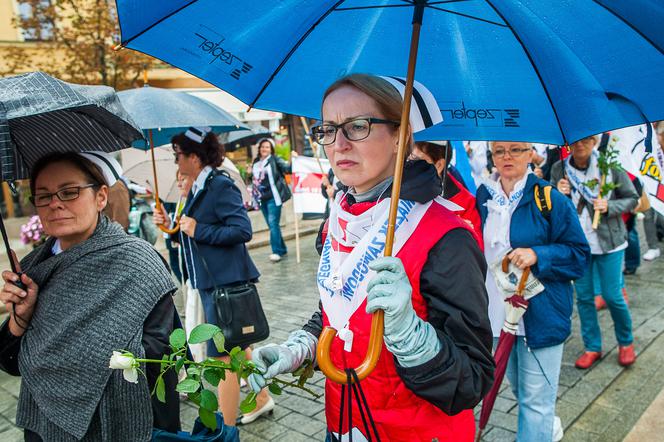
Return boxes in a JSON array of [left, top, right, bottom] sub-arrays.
[[248, 74, 494, 441]]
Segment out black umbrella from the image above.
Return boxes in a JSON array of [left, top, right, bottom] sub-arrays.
[[0, 71, 143, 276]]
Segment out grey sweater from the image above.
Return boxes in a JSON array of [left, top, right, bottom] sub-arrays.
[[550, 161, 638, 253], [15, 217, 176, 441]]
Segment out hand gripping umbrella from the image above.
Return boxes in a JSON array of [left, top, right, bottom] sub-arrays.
[[115, 0, 664, 384], [0, 71, 143, 328], [117, 82, 248, 234], [475, 256, 532, 442]]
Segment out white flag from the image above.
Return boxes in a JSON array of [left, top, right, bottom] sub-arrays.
[[614, 124, 664, 216], [291, 156, 331, 214]]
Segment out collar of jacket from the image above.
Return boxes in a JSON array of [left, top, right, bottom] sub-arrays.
[[340, 159, 441, 207]]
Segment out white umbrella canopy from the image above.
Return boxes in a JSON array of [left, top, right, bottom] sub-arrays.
[[124, 156, 249, 205]]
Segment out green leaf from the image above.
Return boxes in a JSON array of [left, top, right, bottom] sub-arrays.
[[212, 332, 226, 353], [200, 389, 219, 412], [240, 391, 257, 414], [156, 376, 166, 403], [188, 391, 201, 406], [268, 382, 282, 395], [176, 378, 200, 394], [189, 324, 222, 344], [203, 368, 223, 387], [229, 346, 242, 357], [169, 328, 186, 350], [160, 355, 169, 371], [175, 357, 185, 374], [198, 407, 217, 431]]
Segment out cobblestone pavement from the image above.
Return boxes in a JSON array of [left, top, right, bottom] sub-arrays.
[[2, 227, 664, 441]]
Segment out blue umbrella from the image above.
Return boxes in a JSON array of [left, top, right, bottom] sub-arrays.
[[117, 86, 248, 149], [115, 0, 664, 145], [114, 0, 664, 420], [117, 85, 248, 233]]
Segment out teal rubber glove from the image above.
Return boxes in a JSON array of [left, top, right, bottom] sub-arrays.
[[248, 329, 317, 392], [366, 256, 441, 367]]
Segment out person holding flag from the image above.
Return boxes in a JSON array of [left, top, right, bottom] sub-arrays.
[[248, 74, 494, 441]]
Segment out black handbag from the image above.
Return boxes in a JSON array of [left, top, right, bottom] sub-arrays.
[[211, 282, 270, 350], [190, 218, 269, 351]]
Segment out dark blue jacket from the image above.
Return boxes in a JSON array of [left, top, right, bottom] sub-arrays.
[[476, 174, 590, 349], [181, 170, 260, 290]]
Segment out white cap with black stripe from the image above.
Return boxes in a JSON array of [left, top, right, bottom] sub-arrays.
[[78, 151, 123, 186], [380, 76, 445, 146]]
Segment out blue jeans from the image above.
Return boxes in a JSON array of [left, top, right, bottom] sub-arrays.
[[575, 250, 633, 352], [495, 337, 564, 442], [260, 198, 287, 256], [624, 227, 641, 271]]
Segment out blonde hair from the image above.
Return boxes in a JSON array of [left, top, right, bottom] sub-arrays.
[[322, 73, 412, 154]]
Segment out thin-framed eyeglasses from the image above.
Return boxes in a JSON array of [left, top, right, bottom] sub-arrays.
[[30, 184, 99, 207], [311, 117, 399, 146], [492, 147, 532, 159]]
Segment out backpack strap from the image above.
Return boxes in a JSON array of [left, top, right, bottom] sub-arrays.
[[534, 184, 553, 221]]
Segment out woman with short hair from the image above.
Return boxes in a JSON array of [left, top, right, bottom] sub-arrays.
[[476, 141, 589, 442], [0, 152, 179, 441]]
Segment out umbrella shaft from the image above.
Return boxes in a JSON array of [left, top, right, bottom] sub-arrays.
[[384, 18, 423, 256]]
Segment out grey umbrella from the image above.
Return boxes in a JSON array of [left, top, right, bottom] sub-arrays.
[[0, 71, 143, 181], [0, 71, 143, 282]]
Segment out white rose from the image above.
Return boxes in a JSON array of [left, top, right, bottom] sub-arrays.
[[109, 351, 139, 384]]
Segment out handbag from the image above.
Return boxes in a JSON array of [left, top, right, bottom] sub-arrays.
[[192, 240, 269, 350], [634, 189, 651, 214]]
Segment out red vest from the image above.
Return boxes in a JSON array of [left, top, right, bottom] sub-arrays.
[[322, 200, 476, 442], [447, 174, 484, 251]]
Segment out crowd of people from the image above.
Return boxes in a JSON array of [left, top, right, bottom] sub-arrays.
[[0, 72, 661, 441]]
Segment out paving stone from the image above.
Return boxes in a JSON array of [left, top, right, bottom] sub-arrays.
[[0, 424, 23, 442], [561, 380, 606, 407], [573, 404, 619, 434], [278, 395, 326, 417], [271, 430, 312, 442], [239, 417, 289, 440], [484, 409, 518, 431], [481, 426, 515, 442], [492, 396, 517, 414], [555, 398, 587, 430], [277, 411, 327, 436], [558, 363, 584, 387], [561, 426, 597, 442]]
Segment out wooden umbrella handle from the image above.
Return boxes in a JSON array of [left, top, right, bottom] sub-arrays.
[[157, 218, 180, 234], [316, 311, 384, 385], [501, 255, 531, 297]]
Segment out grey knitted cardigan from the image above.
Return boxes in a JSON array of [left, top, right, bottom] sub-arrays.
[[15, 216, 175, 441]]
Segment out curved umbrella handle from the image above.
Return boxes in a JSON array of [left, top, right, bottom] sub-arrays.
[[501, 255, 531, 297], [157, 219, 180, 234], [316, 311, 384, 385]]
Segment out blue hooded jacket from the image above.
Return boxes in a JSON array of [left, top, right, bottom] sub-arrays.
[[476, 174, 590, 349]]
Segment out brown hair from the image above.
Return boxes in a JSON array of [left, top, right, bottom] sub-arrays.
[[30, 152, 107, 196], [322, 73, 412, 153], [415, 141, 453, 164], [172, 131, 225, 168]]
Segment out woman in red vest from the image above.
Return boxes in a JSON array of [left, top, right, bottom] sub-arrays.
[[248, 74, 494, 441]]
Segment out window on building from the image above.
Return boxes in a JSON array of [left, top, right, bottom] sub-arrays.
[[16, 0, 54, 41]]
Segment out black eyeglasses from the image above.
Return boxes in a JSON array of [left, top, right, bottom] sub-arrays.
[[311, 118, 399, 145], [30, 184, 99, 207], [492, 147, 532, 159]]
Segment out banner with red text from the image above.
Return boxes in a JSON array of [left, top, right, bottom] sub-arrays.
[[292, 156, 331, 214]]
